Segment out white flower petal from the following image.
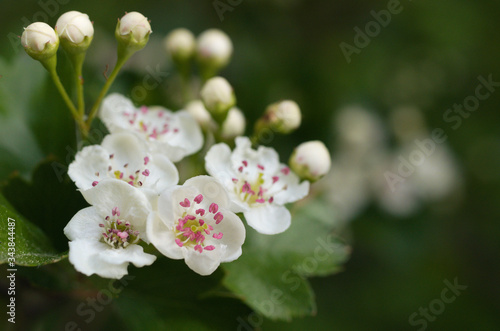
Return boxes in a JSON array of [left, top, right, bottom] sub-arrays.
[[183, 248, 223, 276], [273, 176, 310, 205], [183, 175, 230, 207], [146, 212, 183, 259], [156, 110, 203, 162], [206, 210, 245, 262], [148, 153, 179, 192], [244, 205, 291, 235], [98, 244, 156, 268], [68, 145, 109, 190], [68, 240, 129, 279], [100, 93, 137, 132], [64, 207, 103, 242], [101, 131, 147, 171], [81, 179, 152, 239]]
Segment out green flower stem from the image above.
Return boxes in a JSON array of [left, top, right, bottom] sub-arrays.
[[86, 52, 131, 128], [45, 62, 87, 135], [71, 52, 86, 117]]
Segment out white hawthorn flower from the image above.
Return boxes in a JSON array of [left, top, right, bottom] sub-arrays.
[[147, 176, 245, 275], [64, 180, 156, 279], [289, 141, 331, 182], [196, 29, 233, 68], [100, 93, 203, 162], [68, 131, 178, 203], [221, 107, 246, 140], [55, 11, 94, 44], [21, 22, 59, 59], [205, 137, 310, 235]]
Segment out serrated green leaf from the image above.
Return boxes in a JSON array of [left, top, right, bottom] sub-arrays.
[[0, 193, 66, 266], [222, 199, 350, 321]]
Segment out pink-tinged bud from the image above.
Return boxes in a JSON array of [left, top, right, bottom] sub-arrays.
[[289, 140, 331, 182]]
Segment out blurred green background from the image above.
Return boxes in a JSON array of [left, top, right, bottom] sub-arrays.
[[1, 0, 500, 330]]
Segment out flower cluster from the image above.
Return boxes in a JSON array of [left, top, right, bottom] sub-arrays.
[[41, 14, 333, 279]]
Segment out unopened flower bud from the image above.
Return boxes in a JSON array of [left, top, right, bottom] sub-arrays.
[[255, 100, 301, 135], [196, 29, 232, 79], [221, 107, 246, 140], [165, 28, 195, 62], [56, 11, 94, 53], [115, 11, 152, 52], [289, 141, 331, 182], [200, 76, 236, 123], [21, 22, 59, 61], [185, 100, 216, 131]]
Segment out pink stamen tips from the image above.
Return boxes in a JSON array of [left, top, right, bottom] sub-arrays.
[[281, 167, 290, 175], [179, 198, 191, 208], [138, 181, 143, 186], [204, 245, 215, 251], [194, 245, 203, 253], [269, 197, 274, 203], [105, 216, 110, 220], [116, 220, 122, 225], [120, 172, 124, 179], [174, 128, 179, 133], [158, 111, 164, 118], [95, 172, 100, 176], [258, 186, 264, 197], [99, 223, 105, 227], [258, 164, 265, 170], [256, 199, 265, 204], [186, 215, 196, 220], [214, 212, 224, 224], [92, 181, 99, 187], [272, 176, 279, 183], [194, 194, 204, 204], [112, 207, 120, 216], [140, 105, 148, 114], [117, 232, 129, 239], [144, 156, 150, 165], [242, 182, 251, 193], [108, 166, 112, 171], [142, 169, 150, 176], [124, 163, 129, 168], [175, 238, 183, 247], [196, 209, 206, 216], [208, 224, 214, 231], [209, 203, 219, 214], [109, 154, 114, 159], [242, 160, 248, 167], [232, 178, 238, 183], [238, 166, 244, 173], [103, 233, 108, 238], [128, 181, 134, 185], [129, 175, 135, 180], [213, 232, 223, 239], [199, 219, 205, 226]]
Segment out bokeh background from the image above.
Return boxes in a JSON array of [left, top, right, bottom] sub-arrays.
[[1, 0, 499, 330]]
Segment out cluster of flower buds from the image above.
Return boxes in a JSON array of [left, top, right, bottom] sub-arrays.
[[164, 28, 233, 81], [21, 11, 152, 138]]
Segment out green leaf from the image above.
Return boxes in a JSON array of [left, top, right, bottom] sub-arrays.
[[0, 192, 66, 266], [1, 158, 87, 252], [222, 199, 350, 321]]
